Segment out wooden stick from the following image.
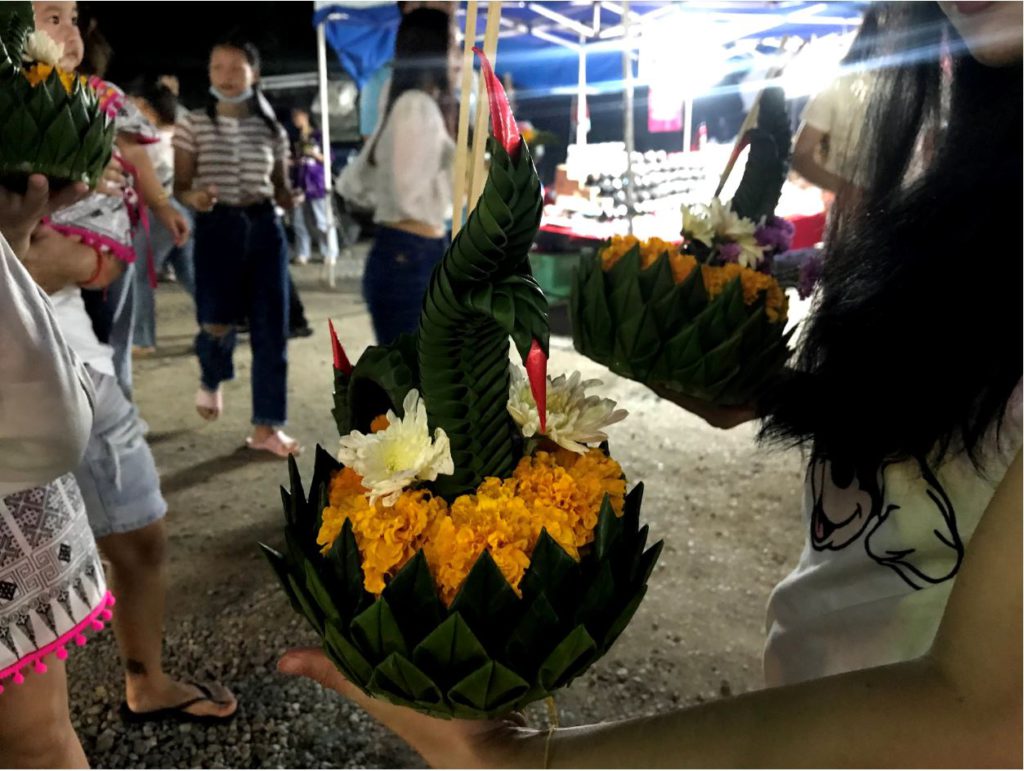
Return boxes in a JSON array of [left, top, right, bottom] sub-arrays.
[[451, 0, 479, 237], [469, 0, 502, 207]]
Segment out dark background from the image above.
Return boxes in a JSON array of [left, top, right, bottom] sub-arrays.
[[82, 1, 322, 105]]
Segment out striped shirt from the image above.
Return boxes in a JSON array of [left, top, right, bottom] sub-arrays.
[[173, 110, 290, 206]]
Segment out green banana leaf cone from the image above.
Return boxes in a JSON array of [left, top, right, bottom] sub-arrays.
[[0, 3, 115, 190], [262, 450, 661, 719], [265, 48, 661, 719], [572, 83, 796, 406], [571, 248, 794, 406]]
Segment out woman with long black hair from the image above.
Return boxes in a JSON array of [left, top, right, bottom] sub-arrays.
[[279, 3, 1022, 764], [175, 35, 303, 458], [356, 7, 456, 345]]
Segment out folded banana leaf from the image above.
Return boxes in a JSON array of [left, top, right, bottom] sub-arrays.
[[262, 450, 661, 719], [572, 252, 791, 406]]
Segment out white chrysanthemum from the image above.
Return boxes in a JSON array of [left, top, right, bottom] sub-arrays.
[[681, 203, 714, 247], [707, 197, 757, 241], [707, 198, 765, 268], [24, 30, 64, 67], [337, 389, 453, 506], [735, 237, 765, 269], [508, 368, 628, 454]]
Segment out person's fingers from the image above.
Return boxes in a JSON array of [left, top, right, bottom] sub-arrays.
[[47, 181, 90, 213], [278, 648, 364, 701], [174, 218, 191, 246], [23, 174, 50, 216], [277, 647, 425, 732]]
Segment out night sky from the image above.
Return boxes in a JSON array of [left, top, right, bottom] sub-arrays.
[[83, 1, 321, 106]]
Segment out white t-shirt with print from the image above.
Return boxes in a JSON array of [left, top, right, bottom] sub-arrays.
[[763, 383, 1022, 685]]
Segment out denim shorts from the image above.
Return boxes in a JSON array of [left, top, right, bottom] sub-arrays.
[[74, 366, 167, 539]]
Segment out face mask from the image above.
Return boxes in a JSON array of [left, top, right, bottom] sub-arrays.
[[209, 85, 253, 104]]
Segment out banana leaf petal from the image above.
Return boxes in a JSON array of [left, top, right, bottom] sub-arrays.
[[537, 625, 597, 690], [350, 596, 408, 663], [447, 660, 530, 713]]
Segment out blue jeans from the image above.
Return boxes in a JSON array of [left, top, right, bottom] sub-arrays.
[[133, 200, 195, 349], [292, 197, 339, 261], [193, 202, 290, 426], [363, 226, 448, 345]]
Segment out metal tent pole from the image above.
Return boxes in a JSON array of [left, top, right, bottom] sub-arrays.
[[621, 0, 635, 236], [316, 20, 337, 288], [576, 34, 588, 146]]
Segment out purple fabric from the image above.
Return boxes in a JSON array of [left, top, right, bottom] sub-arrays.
[[292, 131, 330, 199], [294, 158, 327, 199]]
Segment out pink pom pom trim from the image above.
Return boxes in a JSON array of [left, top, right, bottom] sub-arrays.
[[0, 591, 115, 689]]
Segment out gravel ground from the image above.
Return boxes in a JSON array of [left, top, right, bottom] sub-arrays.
[[66, 254, 807, 768]]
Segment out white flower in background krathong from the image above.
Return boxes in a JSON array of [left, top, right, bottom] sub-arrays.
[[707, 197, 765, 268], [508, 368, 628, 454], [23, 30, 64, 67], [337, 389, 453, 506], [681, 203, 715, 247]]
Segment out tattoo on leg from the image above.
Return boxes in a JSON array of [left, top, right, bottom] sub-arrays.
[[126, 659, 147, 676]]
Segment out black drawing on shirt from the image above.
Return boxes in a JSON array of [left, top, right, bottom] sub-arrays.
[[808, 455, 963, 589], [808, 458, 884, 550]]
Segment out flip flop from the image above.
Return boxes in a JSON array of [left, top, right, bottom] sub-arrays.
[[195, 387, 222, 422], [119, 682, 237, 726], [246, 430, 302, 459]]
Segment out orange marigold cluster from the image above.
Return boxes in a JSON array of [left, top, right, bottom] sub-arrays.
[[316, 449, 626, 604], [317, 467, 445, 594], [600, 234, 680, 271], [22, 63, 80, 94], [700, 263, 788, 322], [600, 236, 788, 322]]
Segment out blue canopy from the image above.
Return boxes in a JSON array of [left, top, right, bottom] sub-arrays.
[[313, 1, 865, 93]]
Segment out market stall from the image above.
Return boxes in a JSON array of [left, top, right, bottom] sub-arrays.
[[311, 1, 864, 293]]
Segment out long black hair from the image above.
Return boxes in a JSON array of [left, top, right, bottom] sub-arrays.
[[369, 7, 453, 164], [206, 34, 279, 136], [761, 2, 1022, 470], [840, 4, 881, 67]]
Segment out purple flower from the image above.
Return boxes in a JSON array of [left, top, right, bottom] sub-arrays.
[[798, 252, 825, 300], [755, 216, 796, 255], [718, 241, 742, 263]]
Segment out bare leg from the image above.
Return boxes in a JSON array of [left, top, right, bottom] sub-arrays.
[[98, 520, 236, 718], [0, 659, 88, 769], [195, 323, 233, 421]]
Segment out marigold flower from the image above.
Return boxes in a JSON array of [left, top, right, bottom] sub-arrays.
[[424, 478, 534, 604], [318, 447, 628, 604], [599, 234, 641, 270], [22, 63, 78, 94], [701, 264, 788, 322], [639, 237, 677, 269], [318, 467, 446, 594], [513, 450, 625, 556]]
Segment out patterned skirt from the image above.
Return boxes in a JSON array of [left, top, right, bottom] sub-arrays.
[[0, 474, 112, 690]]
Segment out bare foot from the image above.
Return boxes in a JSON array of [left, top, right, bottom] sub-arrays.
[[247, 426, 302, 458], [125, 675, 237, 720], [195, 387, 222, 421]]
